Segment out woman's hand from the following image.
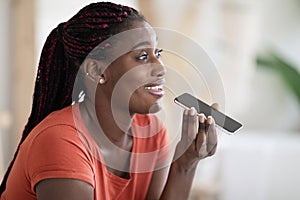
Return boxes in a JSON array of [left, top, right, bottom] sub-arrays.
[[147, 103, 219, 200], [173, 103, 219, 171]]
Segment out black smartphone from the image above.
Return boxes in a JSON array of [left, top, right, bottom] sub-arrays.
[[174, 93, 243, 134]]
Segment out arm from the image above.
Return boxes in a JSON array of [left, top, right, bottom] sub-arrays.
[[146, 166, 170, 199], [36, 178, 94, 200], [148, 104, 218, 200], [146, 163, 197, 200]]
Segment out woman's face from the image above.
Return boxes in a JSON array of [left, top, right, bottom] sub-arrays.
[[98, 20, 166, 115]]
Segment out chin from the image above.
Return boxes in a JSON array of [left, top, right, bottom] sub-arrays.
[[147, 102, 162, 114], [130, 93, 163, 114]]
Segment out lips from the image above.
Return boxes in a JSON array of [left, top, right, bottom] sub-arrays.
[[144, 81, 165, 97]]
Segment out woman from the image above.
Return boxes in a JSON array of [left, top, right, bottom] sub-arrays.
[[0, 2, 218, 200]]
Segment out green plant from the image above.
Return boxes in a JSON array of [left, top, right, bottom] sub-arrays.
[[256, 51, 300, 106]]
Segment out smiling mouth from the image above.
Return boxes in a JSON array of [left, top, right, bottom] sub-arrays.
[[144, 84, 165, 97], [144, 85, 163, 91]]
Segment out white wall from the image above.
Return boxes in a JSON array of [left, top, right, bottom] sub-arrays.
[[0, 0, 12, 178], [244, 0, 300, 131]]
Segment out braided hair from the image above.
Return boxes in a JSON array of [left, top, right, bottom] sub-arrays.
[[0, 2, 145, 194]]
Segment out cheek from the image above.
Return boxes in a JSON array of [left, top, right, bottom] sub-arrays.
[[109, 62, 149, 87], [107, 61, 152, 103], [108, 73, 148, 110], [122, 70, 150, 92]]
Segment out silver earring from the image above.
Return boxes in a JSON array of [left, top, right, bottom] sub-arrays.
[[86, 72, 89, 76], [99, 77, 106, 84]]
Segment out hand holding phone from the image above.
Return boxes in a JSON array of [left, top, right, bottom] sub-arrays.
[[174, 93, 243, 134]]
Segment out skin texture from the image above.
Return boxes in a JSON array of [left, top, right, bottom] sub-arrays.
[[35, 20, 218, 200]]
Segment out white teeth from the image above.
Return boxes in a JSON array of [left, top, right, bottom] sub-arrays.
[[144, 85, 163, 90]]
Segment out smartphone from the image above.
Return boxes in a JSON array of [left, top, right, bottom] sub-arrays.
[[174, 93, 243, 134]]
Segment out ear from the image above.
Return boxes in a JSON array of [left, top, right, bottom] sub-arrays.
[[82, 58, 106, 83]]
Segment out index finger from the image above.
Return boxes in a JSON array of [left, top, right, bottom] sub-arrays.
[[206, 116, 218, 153]]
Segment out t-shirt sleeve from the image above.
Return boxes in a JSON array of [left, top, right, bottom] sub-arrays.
[[26, 125, 95, 192]]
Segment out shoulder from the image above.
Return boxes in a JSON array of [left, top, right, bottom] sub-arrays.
[[21, 105, 86, 152], [34, 105, 76, 132], [21, 106, 95, 188]]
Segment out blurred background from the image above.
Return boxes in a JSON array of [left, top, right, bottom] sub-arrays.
[[0, 0, 300, 199]]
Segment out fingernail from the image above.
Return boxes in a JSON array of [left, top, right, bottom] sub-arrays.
[[199, 114, 205, 123], [184, 109, 188, 115], [191, 107, 196, 115], [207, 116, 213, 124]]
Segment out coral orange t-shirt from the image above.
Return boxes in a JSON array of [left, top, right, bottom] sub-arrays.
[[1, 104, 169, 200]]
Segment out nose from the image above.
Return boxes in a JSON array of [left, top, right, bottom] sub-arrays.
[[151, 58, 166, 78], [151, 63, 166, 78]]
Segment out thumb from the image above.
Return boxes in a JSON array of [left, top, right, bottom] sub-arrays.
[[211, 103, 219, 111]]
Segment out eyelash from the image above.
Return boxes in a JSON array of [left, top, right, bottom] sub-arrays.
[[156, 49, 163, 58], [137, 49, 163, 61]]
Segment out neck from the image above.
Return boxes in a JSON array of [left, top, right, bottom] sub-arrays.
[[80, 95, 133, 150]]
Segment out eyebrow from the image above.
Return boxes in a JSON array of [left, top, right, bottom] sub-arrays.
[[130, 41, 152, 51], [130, 36, 159, 51]]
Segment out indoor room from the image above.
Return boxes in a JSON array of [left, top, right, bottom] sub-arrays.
[[0, 0, 300, 199]]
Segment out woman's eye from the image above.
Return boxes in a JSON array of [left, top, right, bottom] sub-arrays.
[[136, 49, 163, 61], [155, 49, 163, 58], [137, 51, 148, 61]]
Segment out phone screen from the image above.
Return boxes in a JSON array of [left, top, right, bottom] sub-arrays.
[[174, 93, 243, 134]]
